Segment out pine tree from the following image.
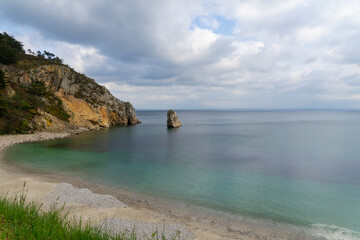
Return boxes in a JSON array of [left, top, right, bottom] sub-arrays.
[[0, 69, 6, 89], [0, 32, 25, 65]]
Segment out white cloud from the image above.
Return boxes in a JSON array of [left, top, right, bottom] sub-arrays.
[[296, 26, 327, 43], [232, 41, 264, 56], [13, 29, 106, 73], [190, 27, 219, 54]]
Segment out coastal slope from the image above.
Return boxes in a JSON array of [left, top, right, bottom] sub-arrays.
[[2, 63, 140, 132], [0, 33, 140, 134]]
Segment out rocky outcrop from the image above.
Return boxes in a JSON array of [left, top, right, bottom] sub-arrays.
[[0, 64, 140, 132], [167, 110, 182, 128]]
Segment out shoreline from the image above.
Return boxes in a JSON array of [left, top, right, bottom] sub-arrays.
[[0, 132, 75, 150], [0, 132, 341, 239]]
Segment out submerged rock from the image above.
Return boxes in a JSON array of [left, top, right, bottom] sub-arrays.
[[167, 110, 182, 128]]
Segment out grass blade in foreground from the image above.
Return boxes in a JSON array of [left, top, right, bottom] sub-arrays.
[[0, 192, 180, 240]]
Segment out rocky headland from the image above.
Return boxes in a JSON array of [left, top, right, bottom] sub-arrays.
[[0, 32, 140, 134], [0, 63, 140, 134]]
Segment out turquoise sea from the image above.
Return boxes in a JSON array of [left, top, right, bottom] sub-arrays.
[[4, 111, 360, 239]]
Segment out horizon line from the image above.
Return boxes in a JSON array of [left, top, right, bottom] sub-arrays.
[[136, 108, 360, 111]]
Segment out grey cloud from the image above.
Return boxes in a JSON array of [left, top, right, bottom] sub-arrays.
[[337, 33, 360, 65], [141, 66, 181, 80], [342, 75, 360, 87], [303, 56, 318, 64], [0, 0, 160, 61], [1, 0, 360, 109]]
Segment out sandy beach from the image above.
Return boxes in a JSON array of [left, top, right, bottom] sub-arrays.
[[0, 132, 326, 240]]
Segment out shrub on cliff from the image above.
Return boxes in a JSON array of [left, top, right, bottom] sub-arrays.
[[0, 79, 71, 134], [46, 97, 70, 121], [28, 80, 48, 97], [0, 32, 25, 65], [0, 90, 39, 134], [0, 69, 5, 89], [0, 32, 63, 66]]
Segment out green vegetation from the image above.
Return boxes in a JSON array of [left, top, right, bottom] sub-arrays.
[[46, 97, 70, 121], [0, 32, 25, 65], [0, 32, 70, 134], [0, 69, 5, 89], [0, 80, 70, 134], [0, 31, 65, 71], [0, 83, 42, 134], [0, 192, 125, 240], [15, 53, 63, 70], [1, 32, 63, 67], [35, 50, 63, 64], [0, 191, 180, 240]]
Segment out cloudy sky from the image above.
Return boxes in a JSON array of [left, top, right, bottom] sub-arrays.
[[1, 0, 360, 109]]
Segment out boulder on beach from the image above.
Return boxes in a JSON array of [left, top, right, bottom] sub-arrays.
[[167, 110, 182, 128]]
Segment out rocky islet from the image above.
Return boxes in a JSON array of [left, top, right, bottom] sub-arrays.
[[167, 110, 182, 128]]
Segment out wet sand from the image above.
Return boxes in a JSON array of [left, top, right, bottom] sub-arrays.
[[0, 133, 325, 240]]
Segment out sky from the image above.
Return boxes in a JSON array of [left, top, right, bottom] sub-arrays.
[[1, 0, 360, 110]]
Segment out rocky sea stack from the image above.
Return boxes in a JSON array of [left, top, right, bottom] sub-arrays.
[[167, 110, 182, 128]]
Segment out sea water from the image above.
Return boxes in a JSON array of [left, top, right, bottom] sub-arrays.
[[4, 111, 360, 238]]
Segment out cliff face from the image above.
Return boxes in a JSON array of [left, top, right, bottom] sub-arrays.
[[0, 64, 140, 133]]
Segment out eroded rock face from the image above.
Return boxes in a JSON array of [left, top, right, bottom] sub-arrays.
[[167, 110, 182, 128], [1, 64, 140, 131]]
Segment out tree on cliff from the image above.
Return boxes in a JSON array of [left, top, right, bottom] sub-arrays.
[[0, 33, 63, 66], [0, 32, 25, 65], [35, 50, 63, 64], [0, 69, 5, 89]]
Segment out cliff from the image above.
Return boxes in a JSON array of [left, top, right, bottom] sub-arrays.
[[0, 62, 140, 134]]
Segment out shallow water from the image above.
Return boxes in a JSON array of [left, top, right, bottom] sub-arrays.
[[4, 110, 360, 237]]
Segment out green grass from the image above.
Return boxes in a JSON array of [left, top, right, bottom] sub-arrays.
[[0, 191, 180, 240]]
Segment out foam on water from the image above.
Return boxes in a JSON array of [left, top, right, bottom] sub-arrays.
[[310, 224, 360, 240]]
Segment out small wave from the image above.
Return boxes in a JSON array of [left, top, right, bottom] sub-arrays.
[[309, 224, 360, 240]]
